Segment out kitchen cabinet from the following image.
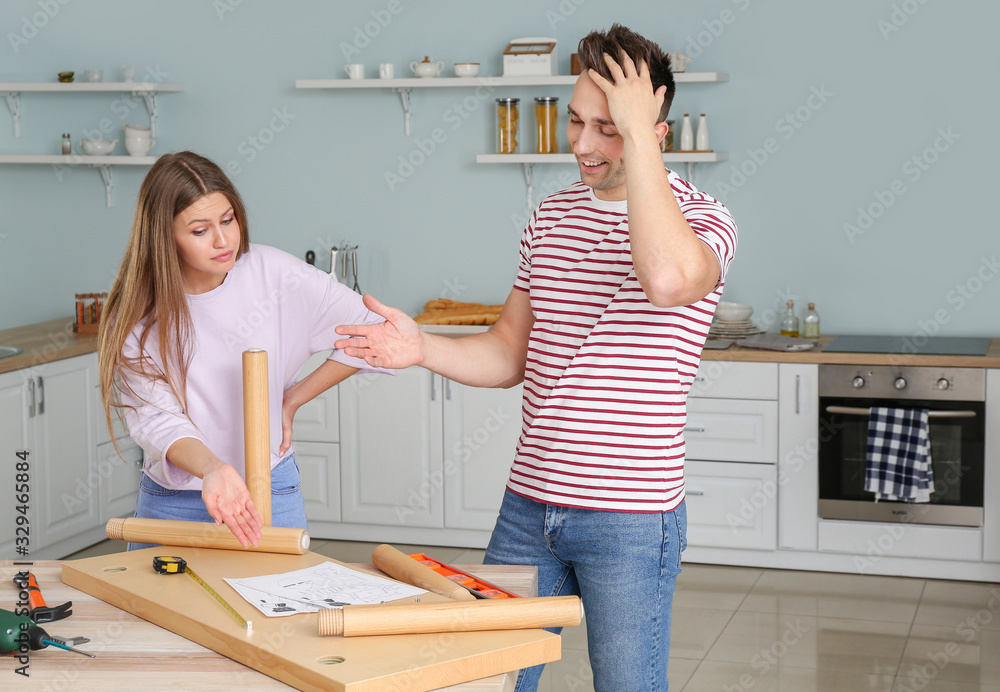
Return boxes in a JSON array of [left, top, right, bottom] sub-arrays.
[[776, 364, 819, 551], [684, 362, 779, 551], [0, 367, 34, 560], [336, 367, 521, 546], [290, 352, 342, 525]]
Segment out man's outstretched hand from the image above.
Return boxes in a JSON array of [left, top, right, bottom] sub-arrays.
[[334, 294, 424, 369]]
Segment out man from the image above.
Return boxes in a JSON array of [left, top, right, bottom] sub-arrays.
[[336, 24, 737, 692]]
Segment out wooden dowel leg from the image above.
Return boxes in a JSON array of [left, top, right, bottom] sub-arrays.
[[243, 349, 271, 526]]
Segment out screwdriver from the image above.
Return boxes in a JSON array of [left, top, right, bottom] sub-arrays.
[[153, 556, 251, 630]]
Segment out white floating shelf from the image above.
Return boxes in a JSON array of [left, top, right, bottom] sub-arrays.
[[0, 154, 157, 164], [0, 82, 183, 92], [475, 152, 728, 164], [0, 154, 159, 207], [295, 72, 727, 89]]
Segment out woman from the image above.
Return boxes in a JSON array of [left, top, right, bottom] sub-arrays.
[[99, 151, 386, 549]]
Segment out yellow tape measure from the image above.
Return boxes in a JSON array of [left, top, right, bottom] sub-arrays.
[[153, 556, 251, 630]]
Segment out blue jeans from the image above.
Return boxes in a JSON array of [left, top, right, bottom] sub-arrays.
[[484, 489, 687, 692], [128, 454, 308, 550]]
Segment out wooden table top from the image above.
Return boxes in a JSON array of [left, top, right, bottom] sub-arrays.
[[1, 560, 536, 691]]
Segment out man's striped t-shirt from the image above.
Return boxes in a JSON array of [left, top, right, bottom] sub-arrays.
[[508, 171, 738, 513]]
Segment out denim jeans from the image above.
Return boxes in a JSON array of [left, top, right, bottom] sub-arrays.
[[484, 489, 687, 692], [128, 454, 308, 550]]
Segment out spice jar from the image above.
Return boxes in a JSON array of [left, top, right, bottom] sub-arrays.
[[534, 96, 558, 154], [496, 98, 519, 154], [61, 133, 71, 155]]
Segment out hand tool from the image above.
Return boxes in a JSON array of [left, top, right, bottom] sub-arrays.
[[12, 571, 73, 622], [408, 553, 522, 599], [0, 609, 94, 657], [153, 556, 251, 630]]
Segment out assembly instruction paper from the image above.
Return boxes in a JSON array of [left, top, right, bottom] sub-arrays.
[[225, 561, 427, 617]]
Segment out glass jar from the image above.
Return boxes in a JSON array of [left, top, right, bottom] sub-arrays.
[[534, 96, 558, 154], [496, 98, 519, 154], [660, 120, 675, 153], [61, 133, 71, 155]]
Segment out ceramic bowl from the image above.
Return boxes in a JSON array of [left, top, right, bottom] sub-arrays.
[[57, 71, 74, 82], [715, 301, 753, 322], [454, 62, 480, 78]]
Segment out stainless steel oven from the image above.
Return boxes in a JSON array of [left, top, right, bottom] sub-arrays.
[[818, 364, 985, 527]]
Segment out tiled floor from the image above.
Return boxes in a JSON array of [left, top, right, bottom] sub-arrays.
[[66, 540, 1000, 692]]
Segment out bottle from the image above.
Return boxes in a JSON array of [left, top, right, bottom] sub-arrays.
[[696, 113, 710, 151], [679, 114, 694, 151], [496, 98, 519, 154], [61, 133, 71, 155], [803, 303, 820, 338], [780, 299, 799, 337], [660, 119, 675, 153], [534, 96, 558, 154]]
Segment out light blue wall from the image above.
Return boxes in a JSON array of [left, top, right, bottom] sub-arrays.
[[1, 0, 996, 337]]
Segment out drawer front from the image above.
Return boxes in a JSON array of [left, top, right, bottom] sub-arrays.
[[685, 398, 777, 463], [690, 361, 778, 400], [684, 460, 777, 550]]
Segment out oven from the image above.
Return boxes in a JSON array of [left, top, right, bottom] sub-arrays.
[[818, 364, 985, 527]]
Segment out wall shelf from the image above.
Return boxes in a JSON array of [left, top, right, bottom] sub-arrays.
[[0, 82, 183, 138], [476, 153, 729, 209], [0, 154, 159, 207]]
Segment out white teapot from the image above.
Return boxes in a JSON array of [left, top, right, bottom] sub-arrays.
[[410, 56, 443, 78], [79, 138, 118, 155]]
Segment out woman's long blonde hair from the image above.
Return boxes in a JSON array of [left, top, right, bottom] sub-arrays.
[[99, 151, 250, 447]]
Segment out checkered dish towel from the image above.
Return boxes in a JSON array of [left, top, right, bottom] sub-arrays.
[[865, 407, 933, 503]]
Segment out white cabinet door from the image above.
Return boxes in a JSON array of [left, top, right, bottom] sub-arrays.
[[443, 382, 522, 532], [690, 362, 778, 400], [339, 369, 443, 528], [685, 460, 777, 550], [296, 441, 341, 523], [984, 369, 1000, 563], [33, 354, 99, 549], [685, 398, 778, 463], [0, 369, 33, 560], [98, 437, 142, 522], [777, 364, 819, 551]]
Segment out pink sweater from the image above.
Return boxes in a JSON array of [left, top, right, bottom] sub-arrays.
[[122, 244, 387, 490]]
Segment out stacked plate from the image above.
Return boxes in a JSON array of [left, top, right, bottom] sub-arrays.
[[709, 319, 765, 338]]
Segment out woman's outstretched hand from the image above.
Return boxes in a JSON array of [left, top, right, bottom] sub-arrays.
[[335, 294, 425, 369]]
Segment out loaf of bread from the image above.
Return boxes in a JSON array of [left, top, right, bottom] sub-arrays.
[[414, 299, 503, 325]]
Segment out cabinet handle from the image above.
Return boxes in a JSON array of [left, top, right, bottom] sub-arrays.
[[36, 376, 44, 415], [27, 378, 35, 418], [430, 373, 438, 401], [694, 376, 707, 383], [445, 379, 452, 401], [686, 426, 706, 433], [687, 490, 705, 496], [795, 374, 801, 415]]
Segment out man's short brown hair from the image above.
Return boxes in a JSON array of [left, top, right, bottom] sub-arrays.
[[577, 24, 675, 122]]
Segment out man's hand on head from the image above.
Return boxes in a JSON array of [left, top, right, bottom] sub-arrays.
[[587, 53, 666, 141]]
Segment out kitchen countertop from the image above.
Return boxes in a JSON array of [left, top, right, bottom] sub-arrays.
[[4, 318, 1000, 374]]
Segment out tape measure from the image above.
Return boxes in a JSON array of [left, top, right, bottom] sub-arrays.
[[153, 556, 251, 630]]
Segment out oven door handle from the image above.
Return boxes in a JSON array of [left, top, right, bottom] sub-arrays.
[[825, 405, 977, 419]]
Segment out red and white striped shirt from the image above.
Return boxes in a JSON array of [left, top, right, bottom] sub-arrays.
[[508, 171, 738, 512]]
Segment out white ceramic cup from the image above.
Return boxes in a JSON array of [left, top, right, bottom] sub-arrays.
[[344, 63, 364, 79], [378, 63, 394, 79], [120, 65, 136, 82], [125, 136, 155, 156], [84, 69, 103, 83], [453, 62, 480, 78]]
